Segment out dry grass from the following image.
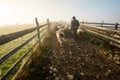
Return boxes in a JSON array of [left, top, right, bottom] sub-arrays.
[[0, 23, 35, 35]]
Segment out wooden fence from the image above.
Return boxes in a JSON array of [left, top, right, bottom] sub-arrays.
[[80, 22, 120, 30], [0, 18, 52, 80], [0, 19, 120, 79], [80, 23, 120, 48]]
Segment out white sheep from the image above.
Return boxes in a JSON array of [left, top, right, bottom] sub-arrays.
[[56, 27, 66, 47], [53, 25, 63, 34], [64, 25, 71, 31], [77, 28, 84, 37]]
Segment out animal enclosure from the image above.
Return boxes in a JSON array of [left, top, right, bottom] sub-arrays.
[[0, 20, 120, 80]]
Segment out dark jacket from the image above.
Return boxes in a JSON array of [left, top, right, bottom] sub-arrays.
[[71, 19, 80, 30]]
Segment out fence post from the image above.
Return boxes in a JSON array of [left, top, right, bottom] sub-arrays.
[[101, 20, 104, 27], [35, 18, 41, 46], [47, 18, 50, 28], [115, 23, 118, 30], [82, 21, 84, 23]]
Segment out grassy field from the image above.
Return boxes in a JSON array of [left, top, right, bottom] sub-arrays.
[[0, 23, 35, 34], [0, 23, 39, 78]]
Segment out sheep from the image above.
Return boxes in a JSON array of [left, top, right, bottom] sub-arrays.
[[77, 28, 84, 37], [53, 24, 71, 47], [64, 25, 71, 32], [56, 27, 66, 47], [53, 25, 63, 34]]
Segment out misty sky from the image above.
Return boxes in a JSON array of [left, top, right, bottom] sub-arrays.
[[0, 0, 120, 26]]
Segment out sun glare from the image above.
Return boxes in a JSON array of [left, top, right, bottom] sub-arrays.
[[0, 4, 13, 26]]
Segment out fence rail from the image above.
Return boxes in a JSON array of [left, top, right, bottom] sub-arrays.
[[0, 18, 51, 80], [0, 24, 47, 45], [80, 22, 120, 30], [81, 24, 120, 36], [80, 22, 120, 25], [80, 23, 120, 48]]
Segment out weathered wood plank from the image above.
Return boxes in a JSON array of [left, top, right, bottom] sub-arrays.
[[1, 39, 39, 80], [0, 34, 37, 65], [0, 24, 47, 45], [82, 29, 120, 48], [81, 24, 120, 36], [80, 22, 120, 26], [110, 41, 120, 48]]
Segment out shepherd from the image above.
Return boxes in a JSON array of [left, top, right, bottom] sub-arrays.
[[71, 16, 80, 42]]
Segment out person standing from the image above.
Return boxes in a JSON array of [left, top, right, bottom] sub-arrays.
[[71, 16, 80, 42], [115, 23, 118, 30]]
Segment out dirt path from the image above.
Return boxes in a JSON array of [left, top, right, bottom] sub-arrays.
[[17, 31, 120, 80]]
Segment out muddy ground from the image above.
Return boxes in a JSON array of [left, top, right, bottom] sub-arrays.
[[17, 31, 120, 80]]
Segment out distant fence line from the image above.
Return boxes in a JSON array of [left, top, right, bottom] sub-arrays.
[[80, 22, 120, 30], [0, 18, 52, 80], [80, 23, 120, 48]]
